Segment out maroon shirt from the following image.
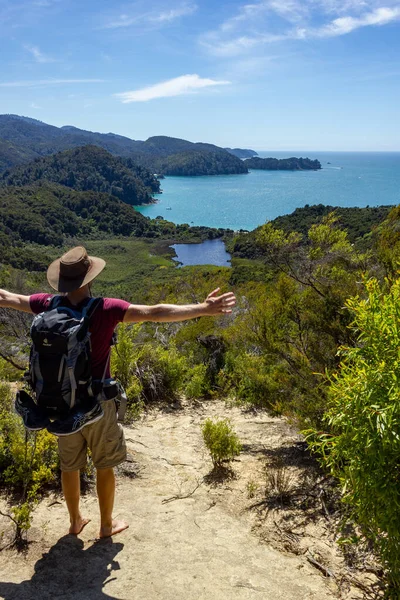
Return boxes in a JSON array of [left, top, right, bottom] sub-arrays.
[[29, 294, 130, 379]]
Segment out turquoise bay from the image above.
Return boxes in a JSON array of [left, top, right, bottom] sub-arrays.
[[135, 152, 400, 231]]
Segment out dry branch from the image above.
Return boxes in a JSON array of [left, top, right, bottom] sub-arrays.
[[162, 481, 202, 504]]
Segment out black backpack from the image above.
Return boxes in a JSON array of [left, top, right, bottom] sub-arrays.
[[27, 296, 101, 419]]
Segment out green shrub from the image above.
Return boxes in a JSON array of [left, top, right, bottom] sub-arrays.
[[11, 502, 33, 536], [0, 381, 59, 545], [112, 326, 189, 404], [4, 427, 59, 495], [201, 418, 242, 467], [125, 376, 145, 421], [307, 277, 400, 592], [246, 479, 258, 498], [0, 382, 59, 493], [184, 364, 209, 399], [0, 357, 22, 382], [111, 323, 139, 388], [135, 343, 187, 403], [219, 352, 276, 408]]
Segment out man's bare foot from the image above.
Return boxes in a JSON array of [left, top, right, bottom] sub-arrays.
[[69, 518, 91, 535], [99, 519, 129, 538]]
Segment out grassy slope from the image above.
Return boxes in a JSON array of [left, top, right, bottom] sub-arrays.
[[63, 238, 230, 304]]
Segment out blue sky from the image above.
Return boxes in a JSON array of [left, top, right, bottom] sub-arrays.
[[0, 0, 399, 150]]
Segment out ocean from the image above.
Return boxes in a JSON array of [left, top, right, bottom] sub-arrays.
[[135, 151, 400, 231]]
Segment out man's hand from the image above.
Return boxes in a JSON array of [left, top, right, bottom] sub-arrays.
[[202, 287, 236, 316]]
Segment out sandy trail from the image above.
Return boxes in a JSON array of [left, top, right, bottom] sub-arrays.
[[0, 400, 339, 600]]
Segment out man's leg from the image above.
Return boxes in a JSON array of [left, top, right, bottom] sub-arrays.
[[96, 467, 128, 538], [61, 470, 90, 535]]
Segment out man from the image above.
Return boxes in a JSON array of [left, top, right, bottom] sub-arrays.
[[0, 246, 236, 538]]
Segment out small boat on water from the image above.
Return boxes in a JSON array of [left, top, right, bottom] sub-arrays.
[[166, 207, 172, 210]]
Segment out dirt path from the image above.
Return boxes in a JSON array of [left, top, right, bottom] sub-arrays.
[[0, 400, 368, 599]]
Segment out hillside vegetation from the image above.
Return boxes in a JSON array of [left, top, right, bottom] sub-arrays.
[[230, 203, 394, 261], [225, 147, 258, 158], [135, 148, 248, 176], [0, 183, 230, 270], [1, 146, 160, 205], [0, 115, 249, 176], [271, 203, 393, 239], [244, 156, 321, 170], [0, 139, 38, 171], [0, 114, 143, 158]]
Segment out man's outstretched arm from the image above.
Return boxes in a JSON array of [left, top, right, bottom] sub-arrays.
[[123, 287, 236, 323], [0, 289, 33, 313]]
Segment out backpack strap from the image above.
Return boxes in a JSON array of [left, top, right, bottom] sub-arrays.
[[49, 295, 63, 310], [81, 297, 102, 320], [48, 295, 102, 319]]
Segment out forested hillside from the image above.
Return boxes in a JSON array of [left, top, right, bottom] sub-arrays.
[[0, 115, 249, 176], [135, 149, 248, 176], [0, 184, 154, 269], [225, 148, 258, 158], [0, 114, 143, 158], [230, 203, 393, 260], [0, 182, 230, 270], [244, 156, 321, 170], [1, 146, 160, 205], [0, 139, 38, 171]]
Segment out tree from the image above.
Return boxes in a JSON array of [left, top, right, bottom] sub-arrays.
[[307, 276, 400, 593], [375, 205, 400, 278], [231, 214, 371, 425]]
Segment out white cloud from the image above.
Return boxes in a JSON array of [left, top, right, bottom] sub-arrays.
[[151, 3, 197, 22], [203, 33, 284, 57], [0, 79, 105, 87], [201, 2, 400, 56], [267, 0, 310, 22], [103, 2, 197, 29], [220, 2, 269, 32], [103, 13, 139, 28], [24, 44, 56, 63], [308, 5, 400, 36], [30, 102, 42, 109], [314, 0, 371, 15], [114, 74, 230, 103]]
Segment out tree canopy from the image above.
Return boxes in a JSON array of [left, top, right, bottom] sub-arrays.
[[0, 115, 250, 176], [1, 145, 160, 205], [244, 156, 321, 170]]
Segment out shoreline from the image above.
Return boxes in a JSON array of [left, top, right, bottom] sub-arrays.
[[131, 151, 400, 232]]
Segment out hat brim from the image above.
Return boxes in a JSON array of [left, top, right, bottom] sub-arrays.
[[47, 256, 106, 292]]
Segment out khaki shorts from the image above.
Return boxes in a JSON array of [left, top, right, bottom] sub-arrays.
[[58, 400, 127, 472]]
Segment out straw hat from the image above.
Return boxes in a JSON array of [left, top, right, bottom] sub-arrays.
[[47, 246, 106, 292]]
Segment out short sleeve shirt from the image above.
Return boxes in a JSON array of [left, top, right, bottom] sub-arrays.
[[29, 294, 130, 379]]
